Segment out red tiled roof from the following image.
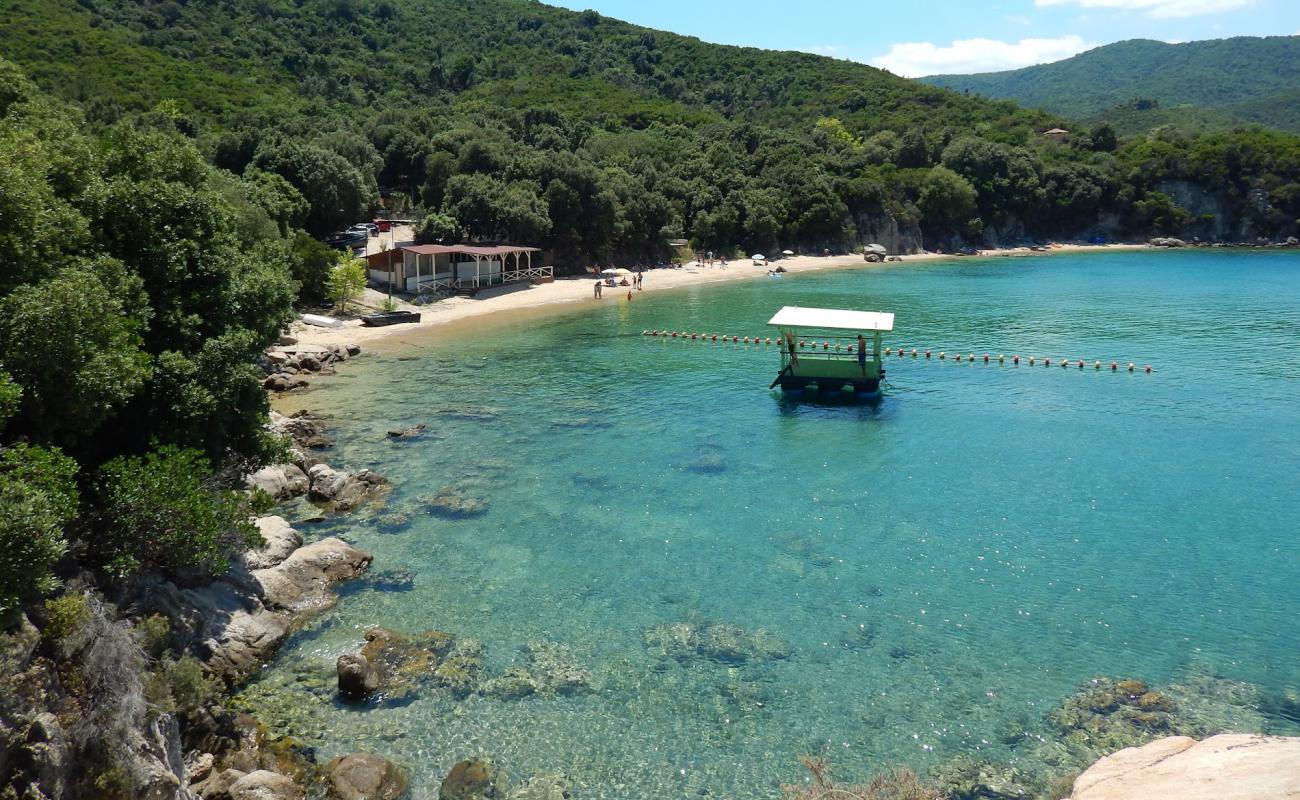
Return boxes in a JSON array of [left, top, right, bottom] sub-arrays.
[[402, 244, 541, 256]]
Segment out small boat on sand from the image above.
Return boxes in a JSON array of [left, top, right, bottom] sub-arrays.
[[361, 310, 422, 327]]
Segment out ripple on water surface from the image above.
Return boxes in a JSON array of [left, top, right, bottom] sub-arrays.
[[247, 251, 1300, 797]]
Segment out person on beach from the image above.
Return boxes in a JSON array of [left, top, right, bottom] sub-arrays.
[[594, 281, 602, 299]]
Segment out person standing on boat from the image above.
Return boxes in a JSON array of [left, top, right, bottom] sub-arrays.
[[857, 334, 868, 377]]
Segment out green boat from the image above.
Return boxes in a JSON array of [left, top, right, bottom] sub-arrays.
[[767, 306, 895, 397]]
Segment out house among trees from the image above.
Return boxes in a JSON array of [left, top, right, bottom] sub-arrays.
[[365, 244, 549, 296]]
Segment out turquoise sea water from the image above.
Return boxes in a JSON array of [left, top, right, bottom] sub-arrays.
[[250, 250, 1300, 797]]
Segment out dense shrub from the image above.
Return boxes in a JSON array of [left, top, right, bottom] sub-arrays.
[[0, 443, 79, 620], [93, 445, 263, 579]]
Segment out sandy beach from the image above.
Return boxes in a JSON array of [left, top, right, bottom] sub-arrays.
[[286, 242, 1148, 351]]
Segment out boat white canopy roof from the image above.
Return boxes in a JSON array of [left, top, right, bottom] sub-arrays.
[[768, 306, 894, 332]]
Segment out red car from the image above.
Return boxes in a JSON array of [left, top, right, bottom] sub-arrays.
[[373, 219, 392, 232]]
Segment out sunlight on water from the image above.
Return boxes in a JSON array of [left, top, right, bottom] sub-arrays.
[[246, 250, 1300, 797]]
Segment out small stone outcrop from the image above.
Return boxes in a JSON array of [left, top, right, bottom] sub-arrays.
[[440, 758, 505, 800], [1148, 237, 1187, 247], [386, 423, 427, 439], [262, 345, 361, 393], [246, 464, 311, 500], [307, 465, 389, 512], [1069, 734, 1300, 800], [323, 752, 409, 800], [336, 653, 382, 703]]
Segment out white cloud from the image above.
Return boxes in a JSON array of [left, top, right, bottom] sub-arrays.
[[870, 35, 1093, 77], [1033, 0, 1254, 19]]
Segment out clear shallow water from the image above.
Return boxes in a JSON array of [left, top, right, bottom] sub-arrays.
[[250, 250, 1300, 797]]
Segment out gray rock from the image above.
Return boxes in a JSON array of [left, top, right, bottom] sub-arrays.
[[245, 465, 310, 501], [253, 537, 373, 613], [139, 525, 370, 684], [345, 343, 362, 357], [229, 770, 304, 800], [337, 653, 382, 703], [323, 752, 409, 800], [243, 517, 303, 570]]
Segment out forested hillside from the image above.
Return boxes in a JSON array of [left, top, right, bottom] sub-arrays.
[[923, 37, 1300, 136], [2, 0, 1299, 269]]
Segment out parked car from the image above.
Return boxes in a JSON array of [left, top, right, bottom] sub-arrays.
[[373, 219, 392, 233], [345, 223, 378, 238], [325, 229, 367, 248]]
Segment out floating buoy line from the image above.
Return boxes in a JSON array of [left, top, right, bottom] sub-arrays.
[[641, 330, 1154, 373]]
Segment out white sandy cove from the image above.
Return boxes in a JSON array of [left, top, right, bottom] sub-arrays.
[[288, 244, 1147, 351]]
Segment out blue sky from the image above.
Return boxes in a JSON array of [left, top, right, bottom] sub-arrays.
[[548, 0, 1300, 76]]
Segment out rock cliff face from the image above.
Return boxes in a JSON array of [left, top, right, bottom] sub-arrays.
[[1070, 734, 1300, 800], [856, 212, 924, 254]]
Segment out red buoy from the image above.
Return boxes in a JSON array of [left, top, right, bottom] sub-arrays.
[[983, 354, 989, 363], [1012, 355, 1020, 364], [1145, 364, 1152, 373]]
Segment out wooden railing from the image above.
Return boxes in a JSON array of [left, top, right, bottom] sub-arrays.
[[415, 266, 553, 295]]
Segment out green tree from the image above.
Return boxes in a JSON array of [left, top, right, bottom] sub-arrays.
[[327, 253, 368, 312], [0, 443, 79, 620], [917, 166, 978, 240], [416, 211, 460, 243], [93, 445, 262, 579], [0, 265, 151, 445]]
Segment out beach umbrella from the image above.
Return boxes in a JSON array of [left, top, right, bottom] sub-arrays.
[[781, 249, 794, 256], [750, 254, 766, 261], [600, 268, 632, 276]]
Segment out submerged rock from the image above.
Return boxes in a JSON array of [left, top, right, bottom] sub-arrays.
[[440, 758, 505, 800], [421, 484, 489, 518], [432, 639, 485, 698], [507, 772, 571, 800], [643, 620, 789, 664], [522, 641, 591, 696], [323, 752, 409, 800], [929, 755, 1033, 800]]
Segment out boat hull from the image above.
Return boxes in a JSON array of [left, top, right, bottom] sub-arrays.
[[360, 311, 422, 327]]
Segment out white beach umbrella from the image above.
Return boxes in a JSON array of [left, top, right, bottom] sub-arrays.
[[600, 268, 632, 276], [781, 249, 794, 255], [750, 254, 766, 260]]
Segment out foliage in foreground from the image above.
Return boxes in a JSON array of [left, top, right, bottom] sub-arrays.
[[93, 445, 264, 579]]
